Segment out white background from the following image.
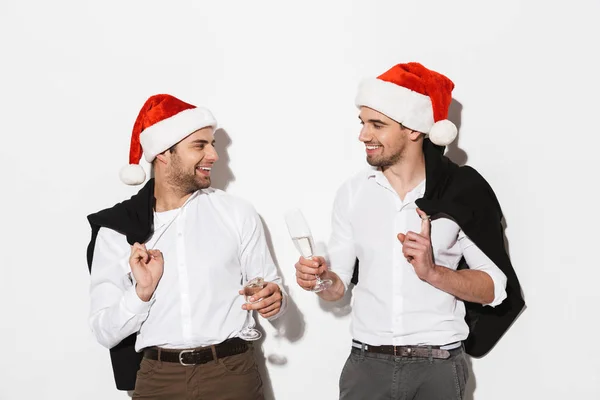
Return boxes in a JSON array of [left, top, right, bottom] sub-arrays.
[[1, 0, 599, 399]]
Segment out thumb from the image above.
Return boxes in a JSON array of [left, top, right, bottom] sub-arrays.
[[416, 208, 431, 237], [313, 255, 325, 266], [397, 233, 406, 243], [148, 249, 163, 260]]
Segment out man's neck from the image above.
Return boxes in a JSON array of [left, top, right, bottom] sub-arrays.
[[154, 181, 195, 212], [382, 149, 426, 201]]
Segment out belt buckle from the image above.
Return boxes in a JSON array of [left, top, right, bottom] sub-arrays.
[[394, 346, 413, 357], [179, 350, 194, 366]]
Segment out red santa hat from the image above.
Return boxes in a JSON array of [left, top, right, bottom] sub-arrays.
[[355, 62, 457, 146], [119, 94, 217, 185]]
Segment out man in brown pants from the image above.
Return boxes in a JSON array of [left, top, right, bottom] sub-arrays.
[[87, 94, 287, 399], [133, 345, 263, 399]]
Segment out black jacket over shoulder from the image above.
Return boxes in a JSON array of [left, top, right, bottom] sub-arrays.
[[351, 139, 525, 357], [86, 179, 156, 391]]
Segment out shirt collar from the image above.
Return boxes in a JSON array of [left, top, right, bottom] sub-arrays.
[[367, 167, 426, 199]]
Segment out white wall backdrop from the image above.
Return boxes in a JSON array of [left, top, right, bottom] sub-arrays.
[[1, 0, 599, 399]]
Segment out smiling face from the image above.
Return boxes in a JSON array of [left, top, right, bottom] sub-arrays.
[[158, 127, 218, 194], [358, 106, 416, 168]]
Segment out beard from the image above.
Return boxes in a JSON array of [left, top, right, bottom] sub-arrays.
[[366, 148, 403, 168], [167, 153, 211, 194]]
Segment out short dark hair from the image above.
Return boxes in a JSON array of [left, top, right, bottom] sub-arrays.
[[151, 144, 177, 168]]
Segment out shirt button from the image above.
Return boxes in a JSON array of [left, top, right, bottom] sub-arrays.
[[178, 232, 183, 237]]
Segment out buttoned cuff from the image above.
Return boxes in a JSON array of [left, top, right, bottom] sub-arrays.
[[122, 286, 155, 314]]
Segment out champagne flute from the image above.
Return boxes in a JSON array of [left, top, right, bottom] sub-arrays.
[[284, 208, 332, 292], [239, 253, 266, 341]]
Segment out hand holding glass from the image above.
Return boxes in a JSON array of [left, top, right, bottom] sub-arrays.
[[239, 256, 266, 341], [284, 209, 332, 292]]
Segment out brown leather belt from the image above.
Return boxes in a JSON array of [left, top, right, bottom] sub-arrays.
[[352, 339, 455, 359], [143, 337, 249, 366]]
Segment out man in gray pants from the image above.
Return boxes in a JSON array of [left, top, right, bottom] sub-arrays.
[[295, 62, 517, 399]]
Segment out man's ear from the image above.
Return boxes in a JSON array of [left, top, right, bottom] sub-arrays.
[[155, 152, 169, 165], [408, 129, 424, 142]]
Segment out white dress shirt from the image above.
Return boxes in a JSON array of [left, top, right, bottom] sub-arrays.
[[89, 188, 287, 351], [328, 168, 507, 346]]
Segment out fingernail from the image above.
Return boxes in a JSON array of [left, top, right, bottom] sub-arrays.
[[249, 297, 255, 302]]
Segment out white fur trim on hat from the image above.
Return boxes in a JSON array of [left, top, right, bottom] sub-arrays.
[[140, 107, 217, 162], [428, 119, 457, 146], [120, 164, 146, 185], [355, 78, 434, 133]]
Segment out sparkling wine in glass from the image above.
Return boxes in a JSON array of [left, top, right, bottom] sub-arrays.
[[239, 258, 266, 341], [284, 208, 332, 293], [244, 277, 265, 303]]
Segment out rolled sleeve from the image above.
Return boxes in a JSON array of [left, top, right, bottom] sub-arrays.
[[459, 231, 508, 307]]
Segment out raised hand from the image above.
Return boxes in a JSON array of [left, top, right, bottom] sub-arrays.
[[397, 208, 436, 281], [129, 242, 164, 301]]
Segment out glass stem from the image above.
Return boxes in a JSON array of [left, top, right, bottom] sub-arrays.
[[244, 307, 252, 331], [307, 255, 322, 283]]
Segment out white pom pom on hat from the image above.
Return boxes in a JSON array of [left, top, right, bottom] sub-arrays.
[[428, 119, 457, 146], [121, 94, 217, 185], [119, 164, 146, 185]]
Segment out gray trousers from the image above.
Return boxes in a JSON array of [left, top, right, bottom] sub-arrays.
[[339, 345, 469, 400]]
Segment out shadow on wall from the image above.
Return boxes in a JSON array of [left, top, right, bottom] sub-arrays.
[[445, 99, 467, 166], [253, 216, 307, 400], [211, 128, 236, 191]]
